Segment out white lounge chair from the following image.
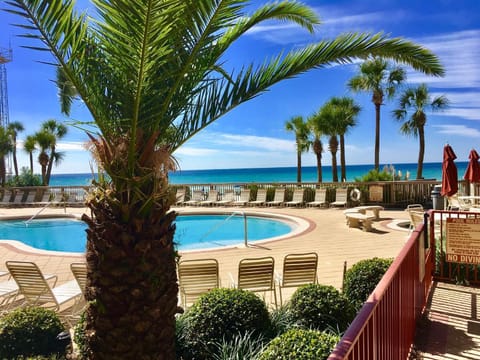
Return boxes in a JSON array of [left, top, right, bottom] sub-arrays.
[[178, 258, 219, 309], [175, 188, 186, 206], [199, 190, 219, 206], [184, 190, 204, 206], [285, 188, 305, 207], [248, 189, 267, 206], [232, 189, 251, 206], [216, 191, 234, 206], [307, 188, 328, 208], [6, 261, 83, 325], [267, 188, 286, 207], [330, 188, 348, 208]]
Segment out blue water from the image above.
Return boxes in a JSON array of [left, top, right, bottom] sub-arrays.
[[51, 162, 469, 186], [0, 215, 292, 252]]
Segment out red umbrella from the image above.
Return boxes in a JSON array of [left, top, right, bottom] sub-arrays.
[[441, 144, 458, 197], [464, 149, 480, 183]]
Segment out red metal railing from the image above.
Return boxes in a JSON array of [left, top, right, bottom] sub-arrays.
[[329, 220, 434, 359]]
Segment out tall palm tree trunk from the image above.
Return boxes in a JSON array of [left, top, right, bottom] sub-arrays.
[[340, 135, 346, 181], [82, 199, 178, 359], [315, 154, 322, 183], [374, 103, 381, 171], [0, 156, 5, 186], [29, 153, 34, 174], [45, 146, 55, 185], [329, 136, 339, 182], [417, 126, 425, 180], [13, 147, 19, 177], [296, 150, 302, 183]]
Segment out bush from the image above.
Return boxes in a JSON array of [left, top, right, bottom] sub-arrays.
[[354, 169, 393, 182], [289, 284, 354, 332], [0, 306, 66, 358], [343, 257, 393, 309], [179, 288, 272, 359], [259, 328, 339, 360], [73, 312, 89, 359], [6, 167, 42, 187]]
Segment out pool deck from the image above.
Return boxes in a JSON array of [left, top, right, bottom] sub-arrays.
[[0, 205, 411, 298]]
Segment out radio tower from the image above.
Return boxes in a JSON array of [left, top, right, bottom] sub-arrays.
[[0, 47, 12, 176]]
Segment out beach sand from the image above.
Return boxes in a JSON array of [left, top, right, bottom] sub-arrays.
[[0, 205, 411, 305]]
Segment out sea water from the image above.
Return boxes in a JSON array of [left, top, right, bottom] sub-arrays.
[[49, 162, 469, 186]]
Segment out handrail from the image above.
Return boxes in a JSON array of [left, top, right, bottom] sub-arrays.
[[24, 202, 52, 225], [198, 211, 248, 247]]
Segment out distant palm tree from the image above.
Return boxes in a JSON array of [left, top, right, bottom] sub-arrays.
[[328, 97, 361, 181], [6, 0, 444, 356], [307, 115, 324, 183], [393, 84, 448, 179], [285, 116, 310, 183], [23, 135, 37, 174], [41, 119, 67, 185], [34, 130, 55, 185], [348, 57, 406, 170], [8, 121, 24, 177], [0, 127, 13, 185]]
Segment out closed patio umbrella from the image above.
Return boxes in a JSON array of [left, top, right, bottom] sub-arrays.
[[441, 144, 458, 197], [464, 149, 480, 195]]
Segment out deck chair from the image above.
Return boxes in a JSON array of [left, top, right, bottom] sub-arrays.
[[24, 190, 37, 205], [178, 258, 219, 308], [6, 261, 83, 325], [199, 190, 218, 206], [0, 190, 12, 206], [0, 276, 21, 312], [216, 191, 234, 206], [276, 252, 318, 304], [70, 263, 87, 297], [307, 188, 328, 207], [232, 189, 251, 206], [267, 188, 286, 207], [330, 188, 348, 208], [248, 188, 267, 206], [447, 195, 470, 211], [175, 188, 186, 205], [184, 190, 204, 206], [285, 188, 305, 207], [235, 256, 277, 308], [12, 190, 25, 205]]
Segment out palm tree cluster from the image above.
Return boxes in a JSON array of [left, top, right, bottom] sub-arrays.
[[1, 119, 67, 186], [286, 57, 448, 182], [6, 0, 445, 357]]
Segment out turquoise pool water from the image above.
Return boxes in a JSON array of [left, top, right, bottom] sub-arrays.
[[0, 215, 293, 252]]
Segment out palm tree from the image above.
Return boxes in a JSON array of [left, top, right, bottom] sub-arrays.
[[0, 127, 13, 186], [307, 115, 324, 182], [41, 119, 67, 185], [8, 121, 24, 177], [34, 130, 55, 185], [393, 84, 448, 179], [7, 0, 444, 356], [285, 116, 310, 183], [23, 135, 37, 174], [328, 97, 361, 181], [348, 57, 406, 171]]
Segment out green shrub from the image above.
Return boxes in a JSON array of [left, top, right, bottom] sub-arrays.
[[289, 284, 354, 332], [269, 305, 297, 337], [0, 306, 66, 358], [343, 257, 393, 309], [259, 328, 339, 360], [180, 288, 272, 359], [354, 169, 393, 182], [210, 330, 266, 360], [6, 167, 42, 187]]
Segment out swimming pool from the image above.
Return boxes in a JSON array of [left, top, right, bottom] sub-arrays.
[[0, 213, 299, 253]]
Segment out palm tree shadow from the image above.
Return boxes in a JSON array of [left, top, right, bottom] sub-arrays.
[[411, 315, 476, 358]]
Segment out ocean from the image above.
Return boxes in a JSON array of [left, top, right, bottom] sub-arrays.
[[49, 161, 469, 186]]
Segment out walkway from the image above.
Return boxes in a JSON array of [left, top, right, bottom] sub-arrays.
[[412, 281, 480, 359]]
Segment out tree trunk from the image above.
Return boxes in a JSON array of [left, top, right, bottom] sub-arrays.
[[29, 153, 34, 174], [296, 149, 302, 183], [313, 139, 322, 183], [45, 146, 55, 185], [340, 135, 346, 182], [374, 102, 381, 171], [330, 136, 339, 182], [417, 126, 425, 179], [82, 197, 178, 359], [0, 156, 5, 186], [13, 141, 19, 177]]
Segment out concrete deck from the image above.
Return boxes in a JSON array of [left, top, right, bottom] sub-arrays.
[[0, 205, 411, 300]]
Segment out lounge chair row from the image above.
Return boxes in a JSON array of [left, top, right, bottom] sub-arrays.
[[178, 252, 319, 309], [0, 261, 86, 326], [0, 188, 87, 207], [175, 188, 349, 208]]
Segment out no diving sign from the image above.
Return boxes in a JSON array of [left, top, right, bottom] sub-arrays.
[[446, 217, 480, 264]]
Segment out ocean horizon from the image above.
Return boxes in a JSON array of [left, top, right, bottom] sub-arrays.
[[48, 161, 470, 186]]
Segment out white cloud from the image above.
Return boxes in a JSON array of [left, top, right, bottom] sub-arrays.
[[433, 124, 480, 138]]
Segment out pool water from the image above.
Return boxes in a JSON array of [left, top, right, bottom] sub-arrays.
[[0, 215, 293, 253]]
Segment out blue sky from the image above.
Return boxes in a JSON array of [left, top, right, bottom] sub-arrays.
[[1, 0, 479, 174]]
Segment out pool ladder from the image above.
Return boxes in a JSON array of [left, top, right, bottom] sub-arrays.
[[198, 211, 249, 247]]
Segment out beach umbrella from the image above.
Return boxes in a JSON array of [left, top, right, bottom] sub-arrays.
[[464, 149, 480, 195], [441, 144, 458, 197]]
